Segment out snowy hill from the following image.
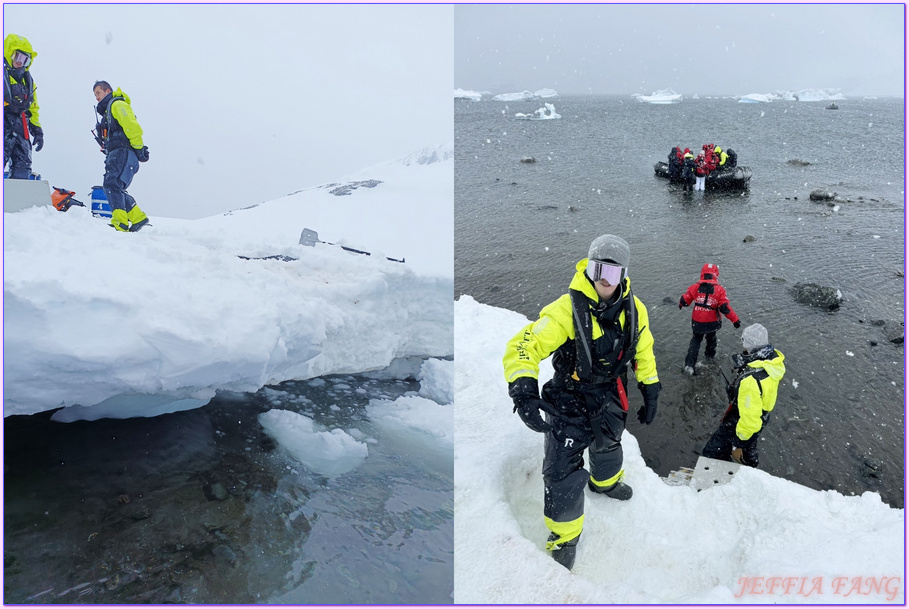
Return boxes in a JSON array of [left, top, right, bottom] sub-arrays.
[[3, 145, 454, 419], [454, 296, 904, 604]]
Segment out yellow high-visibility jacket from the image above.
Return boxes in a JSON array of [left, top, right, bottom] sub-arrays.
[[504, 259, 659, 389], [734, 351, 786, 440]]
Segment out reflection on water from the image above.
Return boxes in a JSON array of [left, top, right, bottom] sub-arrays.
[[3, 371, 453, 604]]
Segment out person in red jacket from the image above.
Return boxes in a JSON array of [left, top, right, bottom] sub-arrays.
[[694, 152, 708, 191], [679, 263, 740, 374]]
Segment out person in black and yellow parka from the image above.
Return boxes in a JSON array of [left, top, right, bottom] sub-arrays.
[[93, 80, 151, 232], [502, 234, 661, 571], [4, 33, 43, 179], [703, 322, 785, 468]]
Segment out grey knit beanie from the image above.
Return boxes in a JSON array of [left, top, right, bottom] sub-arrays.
[[742, 323, 769, 352], [588, 234, 630, 267]]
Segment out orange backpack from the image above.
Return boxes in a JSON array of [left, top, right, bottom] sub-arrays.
[[51, 187, 85, 212]]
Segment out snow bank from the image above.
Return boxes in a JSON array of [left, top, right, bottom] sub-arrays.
[[418, 358, 454, 405], [367, 357, 453, 445], [3, 145, 454, 420], [367, 395, 453, 446], [454, 295, 904, 604]]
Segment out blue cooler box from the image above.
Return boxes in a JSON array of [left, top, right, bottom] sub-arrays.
[[91, 186, 112, 218]]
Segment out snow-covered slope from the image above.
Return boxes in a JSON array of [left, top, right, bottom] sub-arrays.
[[3, 145, 453, 419], [454, 296, 904, 604]]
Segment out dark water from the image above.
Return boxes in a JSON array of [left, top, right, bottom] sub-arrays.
[[4, 372, 453, 604], [455, 95, 905, 508]]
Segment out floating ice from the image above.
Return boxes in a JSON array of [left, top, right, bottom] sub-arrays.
[[258, 409, 368, 477]]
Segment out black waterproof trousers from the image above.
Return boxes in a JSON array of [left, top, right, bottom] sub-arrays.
[[103, 147, 140, 213], [540, 380, 627, 530], [685, 331, 718, 368], [702, 414, 764, 468], [4, 113, 32, 178]]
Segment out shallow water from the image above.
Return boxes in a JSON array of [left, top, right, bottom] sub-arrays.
[[455, 96, 905, 508], [3, 372, 453, 603]]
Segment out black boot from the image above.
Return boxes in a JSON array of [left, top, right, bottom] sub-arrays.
[[588, 479, 633, 500], [547, 532, 579, 570], [129, 218, 151, 232]]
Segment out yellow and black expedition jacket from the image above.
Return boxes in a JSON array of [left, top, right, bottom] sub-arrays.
[[504, 258, 659, 396]]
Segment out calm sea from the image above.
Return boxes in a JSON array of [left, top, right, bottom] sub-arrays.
[[455, 95, 905, 508], [4, 373, 453, 603]]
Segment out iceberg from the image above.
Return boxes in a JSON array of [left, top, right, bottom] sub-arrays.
[[736, 89, 847, 103], [633, 88, 682, 104], [793, 88, 846, 102], [454, 88, 482, 101], [490, 88, 558, 102], [738, 93, 772, 103], [492, 90, 536, 102], [515, 103, 561, 120]]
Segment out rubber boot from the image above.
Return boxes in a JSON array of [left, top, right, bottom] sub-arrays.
[[110, 208, 129, 232], [547, 532, 579, 570], [588, 479, 633, 501], [127, 205, 150, 232]]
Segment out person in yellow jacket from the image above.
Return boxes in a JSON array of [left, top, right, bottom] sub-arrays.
[[4, 34, 43, 179], [93, 80, 150, 232], [502, 234, 661, 570], [702, 323, 786, 467], [714, 145, 729, 169]]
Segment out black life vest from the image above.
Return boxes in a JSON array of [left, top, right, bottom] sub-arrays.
[[694, 282, 719, 311], [4, 63, 35, 118], [96, 95, 131, 151], [566, 279, 642, 386]]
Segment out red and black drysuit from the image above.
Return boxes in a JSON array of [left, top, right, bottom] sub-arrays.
[[679, 263, 740, 368]]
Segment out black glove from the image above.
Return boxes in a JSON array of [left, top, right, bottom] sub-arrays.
[[637, 381, 661, 424], [733, 320, 741, 329], [135, 145, 150, 163], [678, 296, 686, 309], [513, 397, 552, 433], [31, 125, 43, 152], [508, 377, 552, 433]]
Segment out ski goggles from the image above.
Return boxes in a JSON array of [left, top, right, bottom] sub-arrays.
[[585, 259, 627, 286], [12, 51, 31, 67]]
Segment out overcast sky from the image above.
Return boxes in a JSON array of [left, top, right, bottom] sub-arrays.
[[4, 4, 453, 219], [455, 4, 905, 98]]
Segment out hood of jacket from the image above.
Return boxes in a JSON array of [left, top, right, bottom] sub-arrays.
[[700, 263, 719, 283], [97, 88, 132, 115], [4, 34, 36, 70], [747, 349, 786, 381]]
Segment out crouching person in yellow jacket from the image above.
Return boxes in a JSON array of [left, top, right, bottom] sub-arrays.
[[502, 234, 661, 571], [702, 323, 786, 467], [93, 80, 150, 232]]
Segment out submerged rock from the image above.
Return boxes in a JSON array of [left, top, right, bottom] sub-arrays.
[[520, 156, 536, 163], [787, 159, 812, 166], [884, 322, 904, 344], [809, 189, 837, 201], [790, 282, 843, 310]]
